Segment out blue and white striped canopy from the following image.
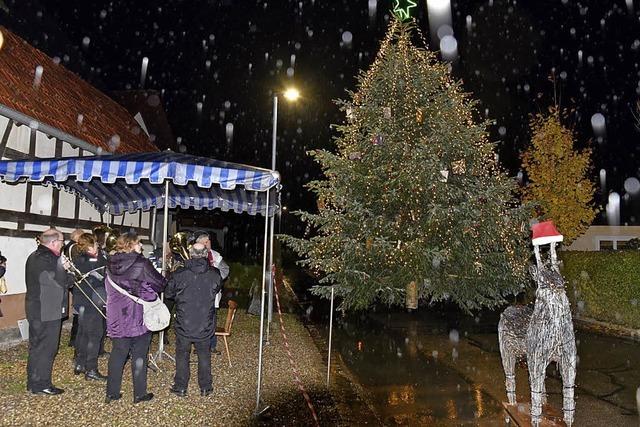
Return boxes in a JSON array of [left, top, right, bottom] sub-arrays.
[[0, 152, 280, 216]]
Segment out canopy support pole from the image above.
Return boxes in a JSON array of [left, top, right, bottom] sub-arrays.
[[327, 286, 335, 387], [150, 207, 157, 249], [151, 180, 174, 367], [255, 189, 271, 414], [267, 95, 278, 340], [266, 213, 275, 342]]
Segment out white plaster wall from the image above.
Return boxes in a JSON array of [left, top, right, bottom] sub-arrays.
[[141, 211, 150, 228], [0, 236, 37, 295], [564, 225, 640, 251], [8, 124, 30, 153]]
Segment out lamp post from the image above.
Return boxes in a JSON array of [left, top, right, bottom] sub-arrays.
[[256, 87, 301, 414], [267, 87, 299, 332]]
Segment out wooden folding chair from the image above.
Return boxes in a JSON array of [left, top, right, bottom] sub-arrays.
[[215, 300, 238, 367]]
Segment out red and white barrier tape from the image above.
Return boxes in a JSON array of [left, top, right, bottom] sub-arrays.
[[272, 265, 320, 426]]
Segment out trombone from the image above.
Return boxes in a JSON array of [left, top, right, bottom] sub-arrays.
[[61, 249, 107, 320]]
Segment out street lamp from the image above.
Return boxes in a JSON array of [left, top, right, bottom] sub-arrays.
[[283, 87, 300, 102], [271, 87, 300, 170], [268, 87, 300, 325], [257, 88, 300, 413]]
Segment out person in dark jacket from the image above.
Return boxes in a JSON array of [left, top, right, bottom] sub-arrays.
[[64, 228, 85, 348], [104, 232, 166, 404], [25, 228, 72, 395], [193, 232, 229, 353], [165, 242, 222, 397], [71, 233, 107, 381]]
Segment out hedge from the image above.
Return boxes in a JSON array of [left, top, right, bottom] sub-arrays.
[[560, 251, 640, 329]]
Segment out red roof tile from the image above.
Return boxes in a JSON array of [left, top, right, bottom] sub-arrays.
[[0, 27, 157, 154]]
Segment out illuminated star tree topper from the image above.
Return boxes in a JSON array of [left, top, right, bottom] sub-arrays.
[[393, 0, 417, 21]]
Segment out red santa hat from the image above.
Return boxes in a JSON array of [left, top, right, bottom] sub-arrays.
[[531, 220, 563, 246]]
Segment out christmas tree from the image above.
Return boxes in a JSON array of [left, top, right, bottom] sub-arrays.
[[521, 107, 597, 244], [281, 18, 530, 312]]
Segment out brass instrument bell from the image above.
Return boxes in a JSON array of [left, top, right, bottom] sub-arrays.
[[105, 229, 120, 254], [169, 232, 191, 262], [92, 225, 112, 247]]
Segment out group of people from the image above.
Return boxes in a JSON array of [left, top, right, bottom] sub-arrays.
[[25, 226, 229, 403]]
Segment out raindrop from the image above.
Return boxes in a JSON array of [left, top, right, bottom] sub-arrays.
[[140, 57, 149, 87], [82, 36, 90, 48], [591, 113, 606, 136], [147, 94, 161, 107], [368, 0, 377, 18], [624, 177, 640, 195], [226, 123, 234, 142], [498, 126, 507, 136], [437, 24, 454, 40], [449, 329, 460, 344], [440, 35, 458, 61], [108, 134, 121, 152], [606, 192, 621, 226], [341, 31, 353, 46], [33, 65, 44, 88]]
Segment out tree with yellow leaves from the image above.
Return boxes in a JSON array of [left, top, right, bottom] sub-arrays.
[[521, 107, 597, 244]]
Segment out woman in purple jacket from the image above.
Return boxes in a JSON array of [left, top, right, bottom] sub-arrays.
[[104, 233, 166, 404]]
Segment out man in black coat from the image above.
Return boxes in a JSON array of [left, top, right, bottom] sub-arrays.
[[25, 228, 72, 395], [165, 242, 222, 397]]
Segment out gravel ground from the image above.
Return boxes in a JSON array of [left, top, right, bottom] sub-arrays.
[[0, 310, 343, 426]]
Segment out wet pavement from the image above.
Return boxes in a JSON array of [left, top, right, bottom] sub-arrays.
[[318, 309, 640, 426]]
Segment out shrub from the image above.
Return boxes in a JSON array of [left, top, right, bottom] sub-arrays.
[[560, 251, 640, 329]]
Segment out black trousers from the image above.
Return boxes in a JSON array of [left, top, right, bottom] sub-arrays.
[[174, 334, 212, 391], [74, 305, 105, 371], [69, 313, 79, 346], [27, 318, 62, 392], [106, 333, 152, 398]]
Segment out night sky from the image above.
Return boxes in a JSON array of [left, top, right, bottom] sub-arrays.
[[3, 0, 640, 226]]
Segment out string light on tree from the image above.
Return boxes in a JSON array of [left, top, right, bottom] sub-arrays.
[[281, 17, 529, 312]]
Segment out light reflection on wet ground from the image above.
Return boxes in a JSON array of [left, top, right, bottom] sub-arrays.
[[320, 312, 508, 426], [316, 309, 640, 426]]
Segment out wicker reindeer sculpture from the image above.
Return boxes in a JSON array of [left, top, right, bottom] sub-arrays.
[[498, 221, 577, 426]]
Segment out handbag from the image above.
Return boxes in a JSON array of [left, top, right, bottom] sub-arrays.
[[106, 275, 170, 332]]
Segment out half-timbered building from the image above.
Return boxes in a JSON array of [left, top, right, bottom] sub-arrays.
[[0, 27, 158, 336]]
